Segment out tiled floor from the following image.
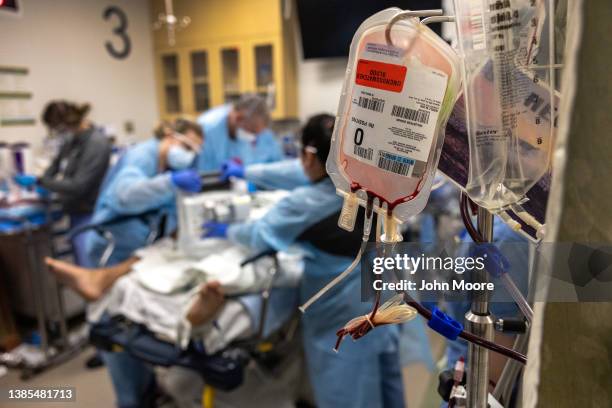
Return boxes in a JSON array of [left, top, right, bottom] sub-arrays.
[[1, 341, 444, 408], [402, 330, 447, 408]]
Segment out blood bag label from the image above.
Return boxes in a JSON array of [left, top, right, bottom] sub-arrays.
[[355, 59, 407, 93], [343, 43, 448, 178]]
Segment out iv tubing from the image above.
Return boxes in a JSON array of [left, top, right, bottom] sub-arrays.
[[299, 197, 375, 312], [508, 203, 545, 239], [389, 270, 527, 364], [460, 193, 534, 324]]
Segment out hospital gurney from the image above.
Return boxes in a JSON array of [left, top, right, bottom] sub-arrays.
[[88, 249, 300, 395]]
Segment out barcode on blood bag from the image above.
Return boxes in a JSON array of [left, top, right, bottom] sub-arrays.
[[391, 105, 430, 124], [377, 151, 414, 176], [354, 145, 373, 160], [357, 96, 385, 113], [468, 0, 487, 50]]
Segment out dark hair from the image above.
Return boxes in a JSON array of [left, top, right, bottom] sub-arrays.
[[42, 100, 90, 130], [301, 113, 334, 164], [153, 121, 174, 140], [174, 118, 203, 139]]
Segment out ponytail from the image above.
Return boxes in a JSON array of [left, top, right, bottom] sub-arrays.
[[42, 100, 91, 129]]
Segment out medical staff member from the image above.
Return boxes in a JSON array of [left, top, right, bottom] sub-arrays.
[[85, 119, 203, 267], [14, 100, 111, 265], [204, 114, 404, 408], [196, 94, 283, 171]]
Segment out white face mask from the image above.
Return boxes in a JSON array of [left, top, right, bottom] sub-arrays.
[[50, 129, 74, 145], [167, 145, 196, 170], [236, 128, 256, 143]]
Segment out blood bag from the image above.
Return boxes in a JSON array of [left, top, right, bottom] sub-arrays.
[[300, 9, 461, 313], [327, 8, 461, 227], [453, 0, 558, 210]]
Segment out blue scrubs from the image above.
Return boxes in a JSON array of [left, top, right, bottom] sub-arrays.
[[196, 105, 284, 171], [85, 138, 176, 267], [228, 178, 404, 408], [86, 139, 179, 408], [69, 213, 94, 267]]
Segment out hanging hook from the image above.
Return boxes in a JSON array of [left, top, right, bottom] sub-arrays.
[[385, 9, 444, 46], [421, 15, 455, 25]]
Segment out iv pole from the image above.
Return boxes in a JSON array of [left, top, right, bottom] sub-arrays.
[[386, 11, 496, 407], [466, 207, 495, 408], [421, 12, 498, 406]]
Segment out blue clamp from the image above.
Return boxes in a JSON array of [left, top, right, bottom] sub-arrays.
[[469, 243, 511, 278], [428, 307, 463, 340]]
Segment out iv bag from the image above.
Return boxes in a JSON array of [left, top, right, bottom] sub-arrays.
[[327, 8, 461, 224], [453, 0, 558, 210]]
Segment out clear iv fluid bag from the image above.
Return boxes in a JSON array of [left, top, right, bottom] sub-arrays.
[[327, 8, 461, 223], [453, 0, 557, 210]]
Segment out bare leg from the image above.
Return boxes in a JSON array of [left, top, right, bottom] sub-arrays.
[[186, 281, 226, 326], [45, 256, 139, 301]]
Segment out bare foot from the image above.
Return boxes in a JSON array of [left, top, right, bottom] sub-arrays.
[[186, 281, 225, 327], [45, 257, 104, 301]]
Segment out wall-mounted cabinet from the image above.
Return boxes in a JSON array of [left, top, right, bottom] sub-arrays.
[[221, 47, 241, 104], [151, 0, 298, 121], [161, 54, 181, 114], [190, 51, 210, 112]]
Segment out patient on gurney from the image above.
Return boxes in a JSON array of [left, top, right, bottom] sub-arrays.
[[46, 239, 303, 408], [45, 238, 302, 351], [45, 255, 225, 326]]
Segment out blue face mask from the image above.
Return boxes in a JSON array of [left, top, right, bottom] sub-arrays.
[[167, 145, 196, 170]]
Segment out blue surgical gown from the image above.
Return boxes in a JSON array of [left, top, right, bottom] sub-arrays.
[[228, 178, 403, 408], [196, 105, 284, 171], [85, 139, 176, 266], [244, 158, 309, 191]]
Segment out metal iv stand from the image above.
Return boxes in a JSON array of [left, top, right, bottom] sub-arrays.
[[465, 208, 495, 407], [415, 11, 498, 407], [386, 8, 495, 407]]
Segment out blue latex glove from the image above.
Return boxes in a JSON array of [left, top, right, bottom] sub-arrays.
[[220, 160, 245, 181], [171, 170, 202, 193], [36, 186, 50, 199], [201, 221, 229, 239], [14, 174, 37, 187]]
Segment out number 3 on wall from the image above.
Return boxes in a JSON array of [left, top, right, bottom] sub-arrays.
[[103, 6, 131, 59]]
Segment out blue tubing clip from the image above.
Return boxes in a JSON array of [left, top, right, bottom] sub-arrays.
[[428, 307, 463, 340], [469, 243, 511, 278]]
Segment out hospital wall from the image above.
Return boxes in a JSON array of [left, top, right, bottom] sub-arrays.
[[0, 0, 159, 152], [296, 57, 346, 121]]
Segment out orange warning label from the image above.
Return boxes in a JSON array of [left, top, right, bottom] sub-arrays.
[[355, 59, 407, 93]]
